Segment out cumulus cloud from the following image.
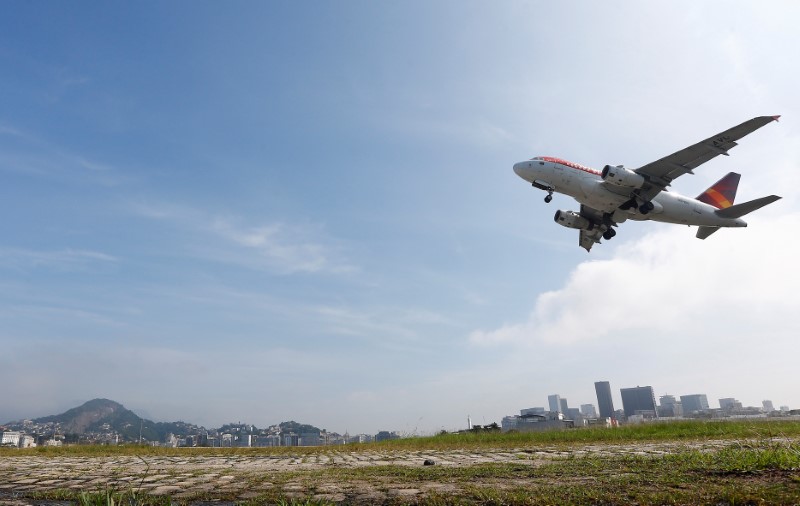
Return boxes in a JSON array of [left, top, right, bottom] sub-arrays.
[[469, 212, 800, 348]]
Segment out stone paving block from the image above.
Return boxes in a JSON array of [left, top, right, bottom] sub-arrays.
[[35, 480, 61, 486], [150, 485, 182, 495], [389, 488, 421, 497]]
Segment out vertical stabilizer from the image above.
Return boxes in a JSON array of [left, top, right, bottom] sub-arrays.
[[696, 172, 740, 209]]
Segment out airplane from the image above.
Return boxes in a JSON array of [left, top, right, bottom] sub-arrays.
[[513, 115, 782, 251]]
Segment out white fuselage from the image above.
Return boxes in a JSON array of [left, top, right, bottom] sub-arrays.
[[513, 157, 748, 228]]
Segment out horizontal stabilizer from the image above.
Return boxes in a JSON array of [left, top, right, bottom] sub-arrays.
[[715, 195, 781, 219], [696, 226, 720, 240]]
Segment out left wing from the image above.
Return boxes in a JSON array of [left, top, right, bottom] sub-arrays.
[[633, 115, 780, 202], [578, 205, 612, 252]]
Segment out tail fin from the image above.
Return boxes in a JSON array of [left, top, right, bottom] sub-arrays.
[[697, 172, 740, 209], [716, 195, 782, 219]]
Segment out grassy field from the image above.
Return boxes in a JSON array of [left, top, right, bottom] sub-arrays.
[[4, 419, 800, 505], [5, 418, 800, 457]]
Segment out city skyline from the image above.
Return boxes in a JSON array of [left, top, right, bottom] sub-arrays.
[[2, 3, 799, 435], [5, 376, 795, 436]]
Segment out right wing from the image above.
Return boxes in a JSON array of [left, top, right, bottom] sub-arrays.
[[633, 115, 780, 203]]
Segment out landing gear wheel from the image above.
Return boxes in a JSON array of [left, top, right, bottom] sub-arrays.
[[602, 229, 617, 240], [544, 194, 553, 203]]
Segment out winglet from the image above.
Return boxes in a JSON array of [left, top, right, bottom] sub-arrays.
[[772, 115, 781, 122]]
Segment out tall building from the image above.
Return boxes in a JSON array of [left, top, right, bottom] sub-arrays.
[[559, 398, 569, 413], [580, 404, 597, 418], [719, 398, 742, 411], [680, 394, 709, 415], [762, 400, 775, 412], [620, 386, 658, 418], [594, 381, 615, 419], [566, 407, 582, 421], [658, 395, 682, 417], [548, 394, 562, 413]]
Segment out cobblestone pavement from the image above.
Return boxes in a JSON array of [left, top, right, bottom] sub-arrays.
[[0, 439, 792, 504]]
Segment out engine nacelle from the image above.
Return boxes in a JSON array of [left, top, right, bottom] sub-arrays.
[[601, 165, 646, 189], [554, 210, 590, 230]]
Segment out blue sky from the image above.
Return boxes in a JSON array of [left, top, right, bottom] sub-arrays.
[[2, 2, 799, 434]]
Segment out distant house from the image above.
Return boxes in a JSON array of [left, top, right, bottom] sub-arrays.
[[19, 434, 36, 448], [0, 431, 21, 447]]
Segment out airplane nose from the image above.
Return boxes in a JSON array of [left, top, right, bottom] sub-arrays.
[[513, 161, 530, 180]]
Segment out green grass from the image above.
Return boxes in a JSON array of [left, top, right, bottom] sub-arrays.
[[7, 419, 800, 505], [376, 418, 800, 450], [3, 419, 799, 457]]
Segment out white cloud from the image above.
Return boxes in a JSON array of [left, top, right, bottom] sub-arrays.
[[470, 212, 800, 348]]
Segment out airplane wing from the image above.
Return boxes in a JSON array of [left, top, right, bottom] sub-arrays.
[[633, 115, 780, 202], [578, 205, 610, 252]]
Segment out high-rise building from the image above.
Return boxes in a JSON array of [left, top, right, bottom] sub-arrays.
[[719, 398, 742, 411], [762, 400, 775, 412], [548, 394, 562, 413], [658, 395, 682, 417], [580, 404, 597, 418], [680, 394, 709, 415], [594, 381, 615, 419], [559, 398, 570, 413], [620, 386, 658, 418]]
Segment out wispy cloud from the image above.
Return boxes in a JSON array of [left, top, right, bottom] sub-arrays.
[[132, 201, 356, 275], [0, 122, 126, 185], [0, 248, 117, 271], [313, 305, 456, 345]]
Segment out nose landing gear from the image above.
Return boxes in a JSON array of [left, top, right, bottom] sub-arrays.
[[531, 181, 555, 203]]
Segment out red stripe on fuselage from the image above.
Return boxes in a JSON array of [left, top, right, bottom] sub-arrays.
[[540, 156, 601, 176]]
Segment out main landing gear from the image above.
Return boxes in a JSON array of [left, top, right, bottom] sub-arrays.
[[602, 228, 617, 240]]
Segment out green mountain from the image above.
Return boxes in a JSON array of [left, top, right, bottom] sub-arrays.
[[33, 398, 185, 442], [279, 420, 321, 435], [12, 399, 324, 443]]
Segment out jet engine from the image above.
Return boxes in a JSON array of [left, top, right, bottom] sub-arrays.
[[601, 165, 646, 189], [554, 210, 590, 230]]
